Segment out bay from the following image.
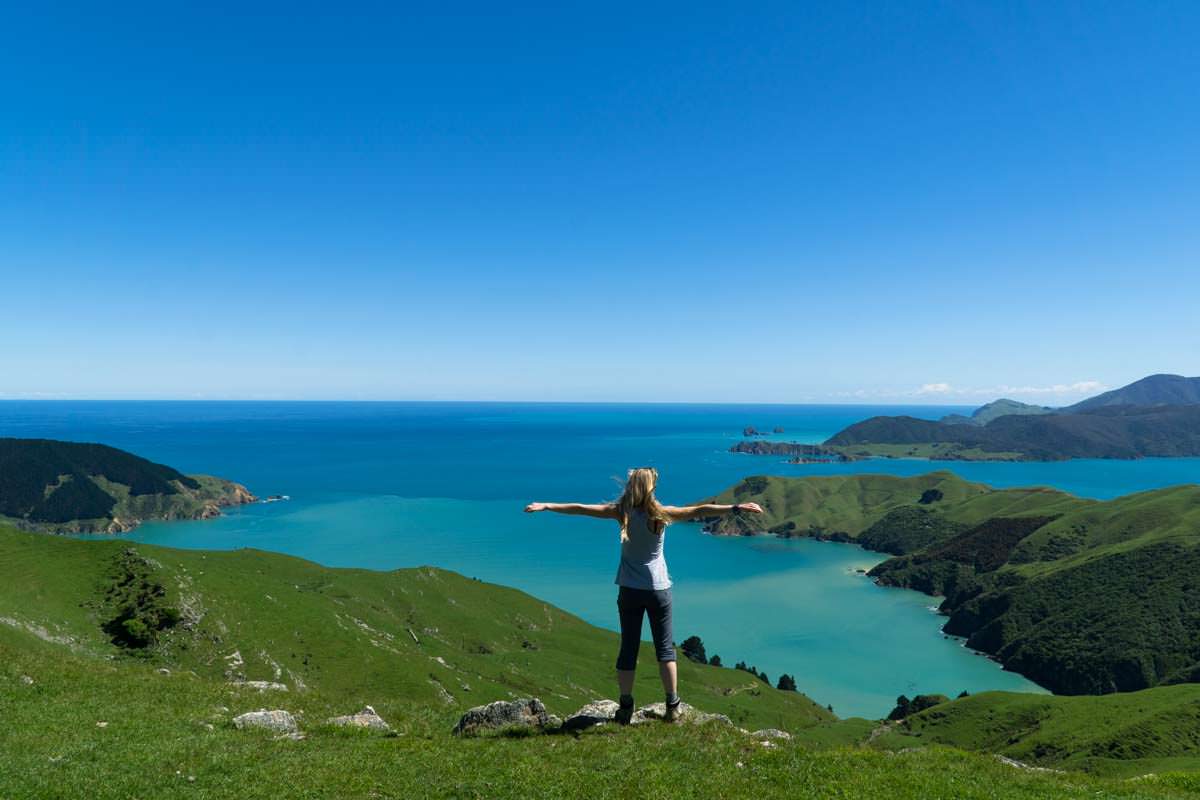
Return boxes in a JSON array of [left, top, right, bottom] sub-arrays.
[[5, 401, 1197, 716]]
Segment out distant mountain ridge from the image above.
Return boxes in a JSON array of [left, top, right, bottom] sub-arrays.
[[1064, 373, 1200, 412], [940, 399, 1053, 426], [823, 374, 1200, 461], [0, 438, 255, 533]]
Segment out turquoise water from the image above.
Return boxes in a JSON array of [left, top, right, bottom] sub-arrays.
[[5, 401, 1199, 717]]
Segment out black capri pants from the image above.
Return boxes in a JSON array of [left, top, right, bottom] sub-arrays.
[[616, 585, 676, 670]]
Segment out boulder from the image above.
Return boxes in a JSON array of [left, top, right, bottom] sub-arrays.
[[453, 698, 559, 736], [327, 705, 390, 732], [233, 709, 298, 734], [238, 680, 288, 692], [562, 699, 619, 731]]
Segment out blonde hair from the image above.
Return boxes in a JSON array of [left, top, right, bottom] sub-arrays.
[[616, 467, 671, 543]]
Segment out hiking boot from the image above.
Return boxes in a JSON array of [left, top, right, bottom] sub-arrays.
[[664, 697, 683, 723], [616, 695, 635, 726]]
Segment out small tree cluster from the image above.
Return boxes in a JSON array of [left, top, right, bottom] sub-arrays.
[[680, 635, 708, 664], [776, 673, 797, 691], [887, 693, 950, 721]]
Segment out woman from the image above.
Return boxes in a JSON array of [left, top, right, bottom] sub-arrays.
[[525, 467, 762, 723]]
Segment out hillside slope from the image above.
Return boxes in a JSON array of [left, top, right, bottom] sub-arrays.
[[700, 472, 1085, 539], [0, 437, 254, 532], [873, 688, 1200, 777], [0, 525, 830, 731], [4, 524, 1200, 797]]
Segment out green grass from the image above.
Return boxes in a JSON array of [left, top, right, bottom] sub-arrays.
[[833, 442, 1028, 461], [4, 624, 1200, 799], [873, 688, 1200, 778], [5, 521, 1200, 798]]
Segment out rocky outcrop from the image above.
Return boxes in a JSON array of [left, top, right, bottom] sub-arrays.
[[232, 709, 298, 733], [453, 698, 560, 736], [327, 705, 390, 732]]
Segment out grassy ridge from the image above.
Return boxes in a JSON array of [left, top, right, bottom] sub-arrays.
[[703, 472, 1082, 538]]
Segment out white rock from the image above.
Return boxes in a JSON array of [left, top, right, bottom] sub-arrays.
[[234, 681, 288, 692], [327, 705, 391, 732], [232, 709, 298, 733], [750, 728, 791, 740]]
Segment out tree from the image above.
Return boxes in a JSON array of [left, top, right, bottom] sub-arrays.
[[776, 673, 797, 691], [680, 635, 708, 664], [709, 654, 722, 667], [758, 671, 770, 685]]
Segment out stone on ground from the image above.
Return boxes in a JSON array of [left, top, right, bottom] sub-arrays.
[[327, 705, 391, 732], [562, 699, 619, 731], [634, 701, 731, 726], [750, 728, 791, 740], [453, 698, 560, 736], [232, 709, 299, 733]]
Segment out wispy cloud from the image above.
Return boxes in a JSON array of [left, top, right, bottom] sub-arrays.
[[830, 380, 1108, 403]]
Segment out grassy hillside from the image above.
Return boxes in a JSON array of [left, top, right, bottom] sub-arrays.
[[701, 472, 1083, 539], [873, 688, 1200, 778], [0, 437, 254, 532], [0, 525, 830, 730], [5, 524, 1200, 797]]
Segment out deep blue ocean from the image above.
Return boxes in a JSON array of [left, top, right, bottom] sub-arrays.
[[4, 401, 1198, 717]]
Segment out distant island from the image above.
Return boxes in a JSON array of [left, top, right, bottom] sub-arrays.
[[0, 438, 255, 533], [733, 374, 1200, 461], [698, 471, 1200, 696]]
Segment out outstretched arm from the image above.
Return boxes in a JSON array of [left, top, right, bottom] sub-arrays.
[[524, 502, 619, 519], [663, 502, 763, 522]]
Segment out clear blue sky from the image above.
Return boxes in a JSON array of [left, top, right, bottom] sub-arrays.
[[4, 2, 1197, 403]]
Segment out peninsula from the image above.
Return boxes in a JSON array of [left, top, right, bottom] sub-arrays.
[[0, 438, 256, 533]]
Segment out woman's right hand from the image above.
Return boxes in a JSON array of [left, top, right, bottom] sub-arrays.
[[524, 502, 548, 513]]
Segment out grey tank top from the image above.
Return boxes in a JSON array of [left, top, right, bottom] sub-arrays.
[[615, 508, 672, 590]]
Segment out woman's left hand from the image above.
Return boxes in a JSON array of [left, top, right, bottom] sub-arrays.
[[737, 502, 764, 514]]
